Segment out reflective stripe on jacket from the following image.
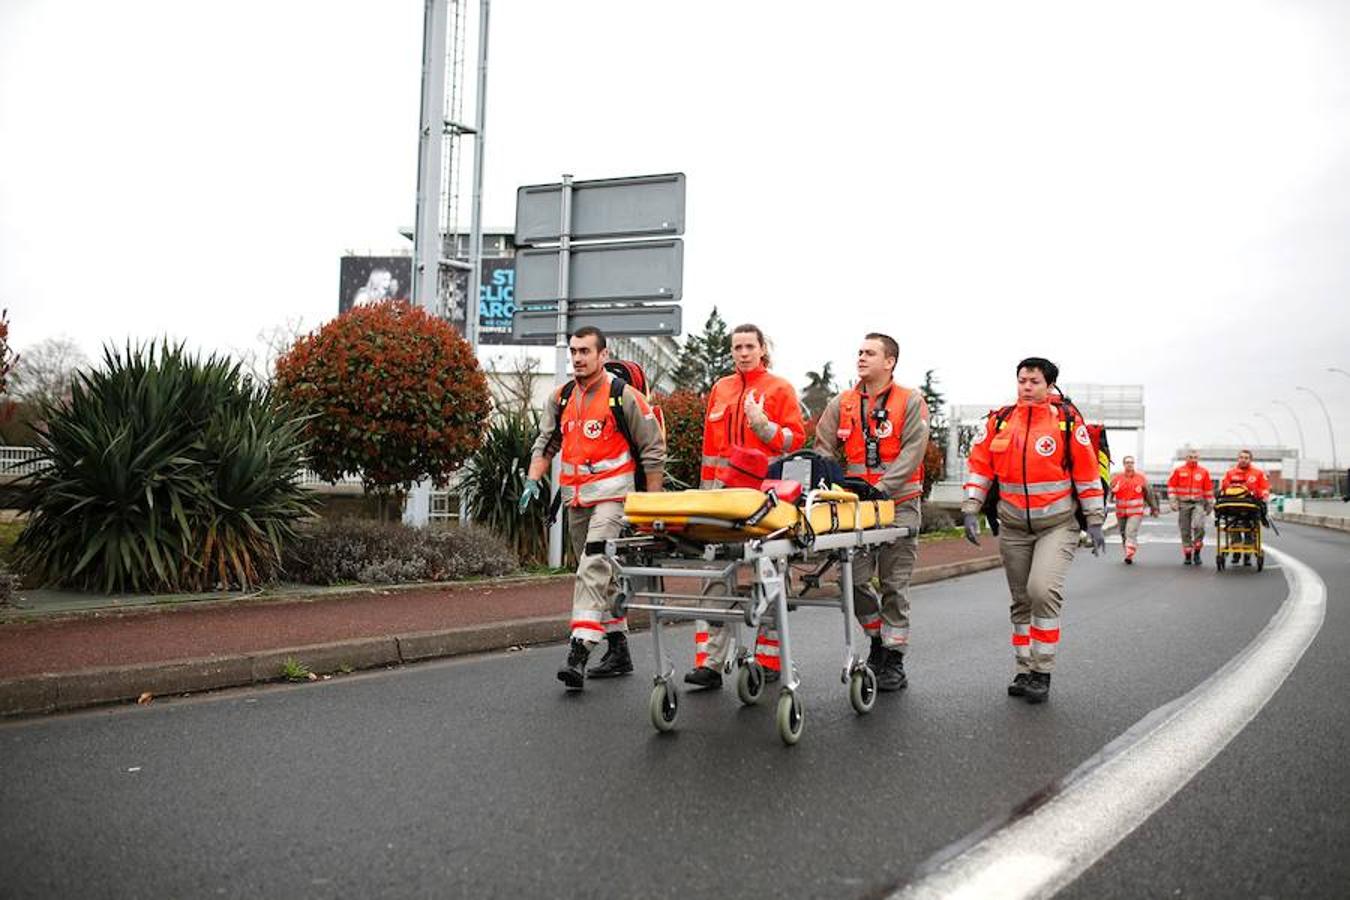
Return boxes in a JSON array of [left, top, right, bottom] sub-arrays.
[[1167, 463, 1214, 503], [836, 383, 926, 502], [1110, 471, 1155, 518], [558, 374, 638, 507], [699, 366, 804, 488], [1221, 465, 1270, 501], [962, 399, 1105, 531]]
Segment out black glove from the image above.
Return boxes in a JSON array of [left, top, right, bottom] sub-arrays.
[[1087, 524, 1106, 556], [962, 512, 981, 545]]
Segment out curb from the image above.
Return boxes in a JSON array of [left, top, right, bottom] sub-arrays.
[[0, 559, 999, 718], [0, 572, 577, 625], [1273, 512, 1350, 534]]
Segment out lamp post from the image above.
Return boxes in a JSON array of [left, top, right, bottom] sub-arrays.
[[1238, 423, 1262, 446], [1297, 385, 1338, 495], [1330, 367, 1350, 381], [1272, 400, 1308, 497], [1253, 411, 1282, 448]]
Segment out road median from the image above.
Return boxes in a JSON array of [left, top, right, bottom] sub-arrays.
[[0, 541, 1000, 718]]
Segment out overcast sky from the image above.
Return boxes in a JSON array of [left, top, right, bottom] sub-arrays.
[[2, 0, 1348, 467]]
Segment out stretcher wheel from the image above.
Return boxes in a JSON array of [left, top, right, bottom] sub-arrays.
[[736, 662, 765, 706], [849, 667, 877, 715], [776, 690, 804, 746], [649, 682, 678, 733]]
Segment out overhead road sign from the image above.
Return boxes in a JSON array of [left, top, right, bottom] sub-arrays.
[[514, 239, 682, 305], [512, 304, 681, 343], [514, 173, 685, 245]]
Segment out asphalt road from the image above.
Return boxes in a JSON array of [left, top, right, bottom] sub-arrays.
[[2, 516, 1345, 899]]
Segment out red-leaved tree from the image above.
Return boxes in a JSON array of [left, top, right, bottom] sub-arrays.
[[274, 302, 491, 510], [657, 389, 707, 489]]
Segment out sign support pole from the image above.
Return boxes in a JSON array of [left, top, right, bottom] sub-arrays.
[[547, 174, 574, 568]]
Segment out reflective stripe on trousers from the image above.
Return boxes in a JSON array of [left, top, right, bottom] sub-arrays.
[[755, 630, 781, 672]]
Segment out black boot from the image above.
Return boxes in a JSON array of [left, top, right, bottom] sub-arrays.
[[866, 635, 884, 672], [556, 639, 590, 691], [682, 666, 723, 690], [1023, 671, 1051, 704], [587, 632, 634, 678], [1007, 672, 1031, 696], [1183, 550, 1192, 566], [876, 648, 908, 691]]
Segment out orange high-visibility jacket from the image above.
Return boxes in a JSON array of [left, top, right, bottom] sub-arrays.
[[962, 399, 1105, 532], [555, 374, 643, 507], [1110, 471, 1158, 518], [699, 366, 804, 488], [1167, 462, 1214, 504], [1221, 464, 1270, 501], [835, 383, 927, 502]]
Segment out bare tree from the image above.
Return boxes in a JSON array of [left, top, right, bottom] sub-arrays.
[[236, 317, 308, 385], [483, 354, 544, 414], [13, 336, 89, 409]]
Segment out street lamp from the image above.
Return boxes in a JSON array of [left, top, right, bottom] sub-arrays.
[[1238, 423, 1262, 446], [1272, 400, 1308, 497], [1330, 367, 1350, 381], [1297, 385, 1339, 495]]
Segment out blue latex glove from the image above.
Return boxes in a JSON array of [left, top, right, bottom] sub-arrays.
[[518, 478, 541, 513], [1087, 524, 1106, 556], [962, 512, 981, 545]]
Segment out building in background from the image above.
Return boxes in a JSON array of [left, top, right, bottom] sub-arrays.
[[1166, 444, 1322, 496]]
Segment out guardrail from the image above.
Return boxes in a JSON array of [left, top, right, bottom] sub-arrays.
[[0, 446, 363, 489]]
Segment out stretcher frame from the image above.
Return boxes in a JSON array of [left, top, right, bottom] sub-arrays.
[[1214, 501, 1265, 572], [605, 492, 913, 745]]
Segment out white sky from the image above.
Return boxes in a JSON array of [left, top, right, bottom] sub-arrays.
[[2, 0, 1348, 467]]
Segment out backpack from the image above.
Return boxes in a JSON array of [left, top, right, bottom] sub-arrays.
[[978, 391, 1111, 535], [767, 449, 848, 495], [546, 360, 664, 524]]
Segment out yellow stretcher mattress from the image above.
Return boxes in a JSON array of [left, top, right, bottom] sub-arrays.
[[624, 488, 895, 543]]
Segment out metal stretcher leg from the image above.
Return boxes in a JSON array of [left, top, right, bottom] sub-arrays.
[[648, 609, 679, 733], [838, 548, 877, 715]]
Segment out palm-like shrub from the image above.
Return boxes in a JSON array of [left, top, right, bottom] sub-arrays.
[[15, 344, 315, 592], [458, 407, 551, 565]]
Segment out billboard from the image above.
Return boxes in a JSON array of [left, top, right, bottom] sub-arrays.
[[477, 258, 516, 343], [338, 256, 412, 314], [338, 254, 518, 344]]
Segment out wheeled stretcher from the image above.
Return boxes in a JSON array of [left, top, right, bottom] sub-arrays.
[[606, 488, 913, 745], [1214, 486, 1267, 572]]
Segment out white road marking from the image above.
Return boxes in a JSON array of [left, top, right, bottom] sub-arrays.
[[892, 544, 1326, 900]]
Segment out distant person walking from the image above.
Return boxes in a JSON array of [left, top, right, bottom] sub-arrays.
[[1110, 455, 1159, 564], [1167, 447, 1214, 566]]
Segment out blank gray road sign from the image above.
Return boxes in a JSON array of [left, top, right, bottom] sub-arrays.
[[515, 239, 683, 304], [515, 173, 685, 245], [512, 305, 681, 343]]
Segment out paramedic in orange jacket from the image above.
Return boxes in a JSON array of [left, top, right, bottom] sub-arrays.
[[1167, 447, 1214, 565], [1109, 455, 1159, 564], [1221, 449, 1271, 500], [523, 326, 666, 690], [960, 357, 1105, 704], [813, 333, 928, 692], [684, 323, 806, 690]]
